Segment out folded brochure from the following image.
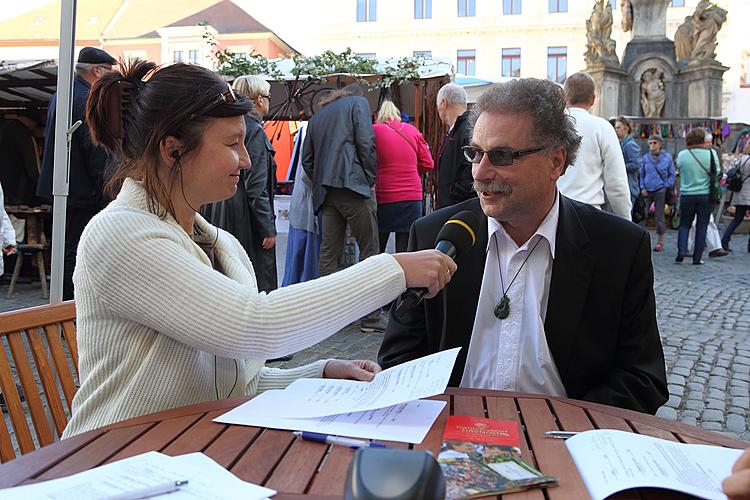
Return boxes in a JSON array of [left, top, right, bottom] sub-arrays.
[[438, 416, 557, 499]]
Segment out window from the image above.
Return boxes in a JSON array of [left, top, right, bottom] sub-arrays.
[[457, 49, 476, 76], [173, 50, 183, 62], [549, 0, 567, 13], [415, 0, 432, 19], [188, 50, 199, 64], [356, 0, 376, 22], [413, 50, 432, 58], [501, 48, 521, 77], [671, 0, 685, 6], [458, 0, 476, 17], [235, 52, 248, 60], [547, 46, 567, 83], [503, 0, 521, 15]]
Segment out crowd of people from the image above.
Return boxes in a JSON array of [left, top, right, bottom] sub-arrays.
[[3, 50, 750, 496]]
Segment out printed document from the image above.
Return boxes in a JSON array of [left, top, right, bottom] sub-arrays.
[[215, 399, 446, 444], [565, 429, 744, 500], [0, 451, 275, 499], [241, 347, 460, 418]]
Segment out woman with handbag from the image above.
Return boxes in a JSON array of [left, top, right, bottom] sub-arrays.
[[639, 134, 675, 252], [721, 141, 750, 252], [675, 127, 721, 265], [372, 100, 434, 253]]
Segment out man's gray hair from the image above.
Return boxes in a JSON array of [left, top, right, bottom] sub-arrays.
[[469, 78, 581, 171], [74, 62, 99, 76], [437, 82, 468, 106]]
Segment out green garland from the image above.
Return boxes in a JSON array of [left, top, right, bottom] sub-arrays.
[[204, 28, 422, 89]]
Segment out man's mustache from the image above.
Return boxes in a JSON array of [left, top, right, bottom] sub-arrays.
[[473, 180, 512, 195]]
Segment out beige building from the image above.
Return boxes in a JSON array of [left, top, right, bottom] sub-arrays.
[[316, 0, 748, 122]]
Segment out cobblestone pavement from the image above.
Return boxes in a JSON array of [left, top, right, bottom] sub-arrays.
[[3, 228, 750, 442]]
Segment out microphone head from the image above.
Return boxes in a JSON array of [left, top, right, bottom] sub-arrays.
[[435, 210, 480, 257]]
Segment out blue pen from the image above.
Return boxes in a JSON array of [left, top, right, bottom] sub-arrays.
[[293, 431, 388, 449]]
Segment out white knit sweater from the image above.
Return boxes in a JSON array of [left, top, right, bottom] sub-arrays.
[[63, 179, 406, 438]]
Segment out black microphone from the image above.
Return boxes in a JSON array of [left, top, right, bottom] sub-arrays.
[[394, 210, 480, 318]]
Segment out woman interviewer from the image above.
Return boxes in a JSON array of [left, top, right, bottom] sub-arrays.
[[61, 60, 455, 438]]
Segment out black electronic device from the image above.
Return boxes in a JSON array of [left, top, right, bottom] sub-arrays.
[[344, 447, 446, 500]]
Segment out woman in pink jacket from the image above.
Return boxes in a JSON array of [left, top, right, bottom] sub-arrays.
[[373, 101, 434, 253]]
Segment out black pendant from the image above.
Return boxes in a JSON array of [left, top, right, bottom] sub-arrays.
[[494, 295, 510, 319]]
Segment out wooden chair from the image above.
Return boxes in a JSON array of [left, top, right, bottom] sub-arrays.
[[0, 301, 77, 463]]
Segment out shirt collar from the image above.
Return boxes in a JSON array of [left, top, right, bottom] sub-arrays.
[[486, 192, 560, 258]]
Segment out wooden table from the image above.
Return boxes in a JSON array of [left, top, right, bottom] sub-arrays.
[[0, 388, 747, 499]]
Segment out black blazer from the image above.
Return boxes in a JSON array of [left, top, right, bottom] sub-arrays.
[[378, 196, 668, 414], [436, 111, 476, 209]]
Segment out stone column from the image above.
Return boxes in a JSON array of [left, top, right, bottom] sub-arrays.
[[677, 62, 729, 117], [588, 63, 629, 120], [629, 0, 672, 39]]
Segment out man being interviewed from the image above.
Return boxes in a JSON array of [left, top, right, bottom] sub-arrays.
[[379, 79, 667, 415]]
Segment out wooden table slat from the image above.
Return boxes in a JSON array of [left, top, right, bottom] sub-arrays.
[[452, 394, 485, 417], [587, 409, 634, 432], [230, 429, 295, 485], [33, 423, 153, 481], [203, 424, 263, 469], [307, 446, 355, 496], [161, 410, 228, 456], [0, 429, 106, 488], [549, 400, 597, 433], [629, 421, 680, 442], [517, 398, 590, 500], [104, 413, 205, 464], [266, 439, 330, 493]]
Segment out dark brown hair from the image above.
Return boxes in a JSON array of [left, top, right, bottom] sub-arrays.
[[86, 59, 251, 219], [615, 116, 632, 134], [686, 127, 707, 147], [564, 72, 596, 106]]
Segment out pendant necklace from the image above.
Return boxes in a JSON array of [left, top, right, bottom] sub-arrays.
[[494, 235, 543, 320]]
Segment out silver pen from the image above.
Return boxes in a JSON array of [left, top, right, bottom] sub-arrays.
[[108, 479, 188, 500], [544, 431, 579, 439]]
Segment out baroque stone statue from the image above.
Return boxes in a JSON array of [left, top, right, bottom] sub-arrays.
[[640, 69, 666, 118], [585, 0, 619, 66], [674, 0, 727, 63], [621, 0, 633, 32]]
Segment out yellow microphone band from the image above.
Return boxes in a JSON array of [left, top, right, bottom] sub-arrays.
[[445, 219, 476, 246]]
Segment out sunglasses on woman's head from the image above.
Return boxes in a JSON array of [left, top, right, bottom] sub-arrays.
[[189, 83, 237, 119], [462, 145, 546, 166]]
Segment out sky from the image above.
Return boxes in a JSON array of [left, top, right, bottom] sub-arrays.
[[0, 0, 319, 54]]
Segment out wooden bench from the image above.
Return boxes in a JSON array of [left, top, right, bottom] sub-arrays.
[[0, 301, 77, 463]]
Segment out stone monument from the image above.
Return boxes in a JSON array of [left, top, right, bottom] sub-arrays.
[[586, 0, 728, 119]]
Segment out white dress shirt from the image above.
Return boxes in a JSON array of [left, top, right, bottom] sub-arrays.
[[557, 107, 632, 219], [460, 195, 566, 396]]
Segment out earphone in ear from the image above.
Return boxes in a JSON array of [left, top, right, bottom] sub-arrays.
[[171, 150, 181, 160]]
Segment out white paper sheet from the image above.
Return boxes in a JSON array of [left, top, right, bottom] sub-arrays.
[[565, 429, 744, 500], [241, 347, 460, 418], [214, 399, 446, 444], [0, 451, 275, 500]]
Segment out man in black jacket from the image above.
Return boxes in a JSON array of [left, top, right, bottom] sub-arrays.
[[436, 83, 476, 209], [37, 47, 115, 300], [378, 79, 667, 415]]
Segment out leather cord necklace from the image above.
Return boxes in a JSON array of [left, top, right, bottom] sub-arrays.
[[494, 234, 543, 320]]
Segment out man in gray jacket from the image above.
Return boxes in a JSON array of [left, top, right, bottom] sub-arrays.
[[302, 84, 382, 330]]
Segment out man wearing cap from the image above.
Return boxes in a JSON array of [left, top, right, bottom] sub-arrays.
[[639, 134, 675, 252], [37, 47, 115, 300]]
